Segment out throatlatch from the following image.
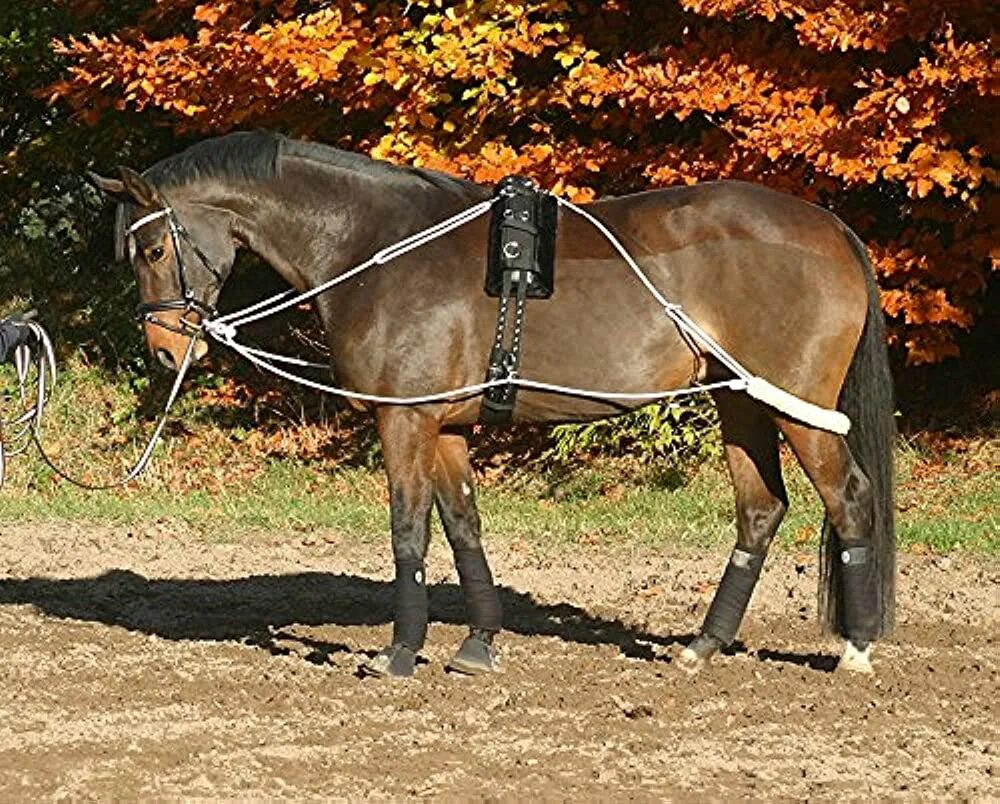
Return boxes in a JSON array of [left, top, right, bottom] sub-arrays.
[[480, 176, 558, 424]]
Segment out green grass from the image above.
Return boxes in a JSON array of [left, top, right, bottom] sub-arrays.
[[2, 359, 995, 554], [0, 461, 379, 539], [893, 439, 998, 553], [0, 445, 994, 555]]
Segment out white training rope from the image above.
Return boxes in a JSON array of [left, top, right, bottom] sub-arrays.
[[216, 199, 498, 328], [220, 331, 747, 405], [552, 197, 753, 381], [13, 182, 843, 491], [201, 191, 754, 407], [1, 321, 56, 489], [1, 319, 199, 490]]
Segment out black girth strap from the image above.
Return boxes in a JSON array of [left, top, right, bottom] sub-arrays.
[[480, 176, 557, 425], [481, 271, 528, 424]]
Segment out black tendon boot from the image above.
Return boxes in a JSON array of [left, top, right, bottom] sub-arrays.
[[366, 560, 427, 678], [836, 540, 880, 673], [447, 547, 502, 674], [679, 548, 764, 673]]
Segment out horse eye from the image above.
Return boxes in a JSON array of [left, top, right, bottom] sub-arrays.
[[148, 246, 166, 263]]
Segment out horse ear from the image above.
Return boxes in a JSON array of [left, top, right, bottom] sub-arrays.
[[116, 166, 163, 207], [86, 170, 129, 202]]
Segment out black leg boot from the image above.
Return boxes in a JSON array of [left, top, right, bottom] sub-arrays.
[[679, 548, 764, 673], [448, 547, 502, 674], [366, 560, 427, 678]]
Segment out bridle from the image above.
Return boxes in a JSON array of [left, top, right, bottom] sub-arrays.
[[126, 205, 226, 335]]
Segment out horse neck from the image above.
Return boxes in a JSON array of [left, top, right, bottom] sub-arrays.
[[230, 157, 485, 292]]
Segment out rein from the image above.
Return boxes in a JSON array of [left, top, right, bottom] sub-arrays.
[[30, 336, 199, 490], [1, 319, 56, 489], [195, 191, 757, 406], [1, 317, 200, 491]]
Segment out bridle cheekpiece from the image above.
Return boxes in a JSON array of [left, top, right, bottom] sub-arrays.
[[127, 204, 225, 335]]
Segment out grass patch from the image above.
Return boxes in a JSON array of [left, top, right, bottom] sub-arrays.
[[2, 359, 995, 554], [1, 440, 994, 555]]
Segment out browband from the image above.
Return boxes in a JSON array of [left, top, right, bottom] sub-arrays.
[[127, 207, 172, 235]]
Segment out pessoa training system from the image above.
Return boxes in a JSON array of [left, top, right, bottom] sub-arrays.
[[195, 179, 850, 431], [5, 177, 849, 489]]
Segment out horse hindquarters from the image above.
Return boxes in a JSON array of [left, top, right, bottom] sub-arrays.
[[683, 227, 894, 674], [780, 237, 895, 670]]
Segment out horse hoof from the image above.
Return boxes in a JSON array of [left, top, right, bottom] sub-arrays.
[[838, 640, 874, 674], [362, 644, 417, 678], [677, 647, 707, 675], [677, 633, 720, 676], [447, 634, 500, 676]]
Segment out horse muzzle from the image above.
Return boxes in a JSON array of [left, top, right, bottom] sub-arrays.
[[142, 309, 209, 371]]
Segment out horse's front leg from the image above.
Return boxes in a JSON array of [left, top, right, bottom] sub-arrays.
[[433, 432, 502, 675], [364, 407, 440, 679]]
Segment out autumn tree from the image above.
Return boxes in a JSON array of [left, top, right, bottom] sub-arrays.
[[48, 0, 998, 364], [1, 1, 185, 365]]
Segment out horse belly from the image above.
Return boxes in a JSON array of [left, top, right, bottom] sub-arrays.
[[509, 257, 695, 422]]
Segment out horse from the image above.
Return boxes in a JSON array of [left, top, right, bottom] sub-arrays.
[[88, 130, 895, 678]]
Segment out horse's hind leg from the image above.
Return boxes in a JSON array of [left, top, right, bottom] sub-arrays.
[[432, 432, 502, 675], [678, 390, 787, 674], [364, 407, 440, 678], [777, 421, 880, 673]]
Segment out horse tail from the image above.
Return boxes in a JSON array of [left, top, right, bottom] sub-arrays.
[[819, 226, 897, 637]]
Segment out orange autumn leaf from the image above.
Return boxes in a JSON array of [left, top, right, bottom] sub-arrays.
[[46, 0, 998, 364]]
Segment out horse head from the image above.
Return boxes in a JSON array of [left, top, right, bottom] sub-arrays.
[[89, 167, 237, 371]]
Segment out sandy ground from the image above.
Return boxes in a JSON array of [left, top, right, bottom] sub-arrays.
[[0, 522, 996, 801]]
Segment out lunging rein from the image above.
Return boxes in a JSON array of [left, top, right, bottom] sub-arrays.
[[0, 313, 198, 491], [128, 179, 849, 432], [0, 316, 56, 489], [13, 174, 853, 492]]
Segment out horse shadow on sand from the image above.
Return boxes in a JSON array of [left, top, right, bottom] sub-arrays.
[[0, 570, 837, 671]]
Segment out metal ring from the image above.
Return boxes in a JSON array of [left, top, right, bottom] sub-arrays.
[[502, 241, 521, 259]]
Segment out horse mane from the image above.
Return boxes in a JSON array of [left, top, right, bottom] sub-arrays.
[[144, 130, 282, 188], [278, 136, 475, 195], [114, 131, 282, 260], [113, 131, 478, 260]]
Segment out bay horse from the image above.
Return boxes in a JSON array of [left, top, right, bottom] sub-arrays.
[[89, 131, 895, 678]]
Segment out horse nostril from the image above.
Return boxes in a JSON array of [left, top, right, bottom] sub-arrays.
[[156, 348, 177, 371]]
